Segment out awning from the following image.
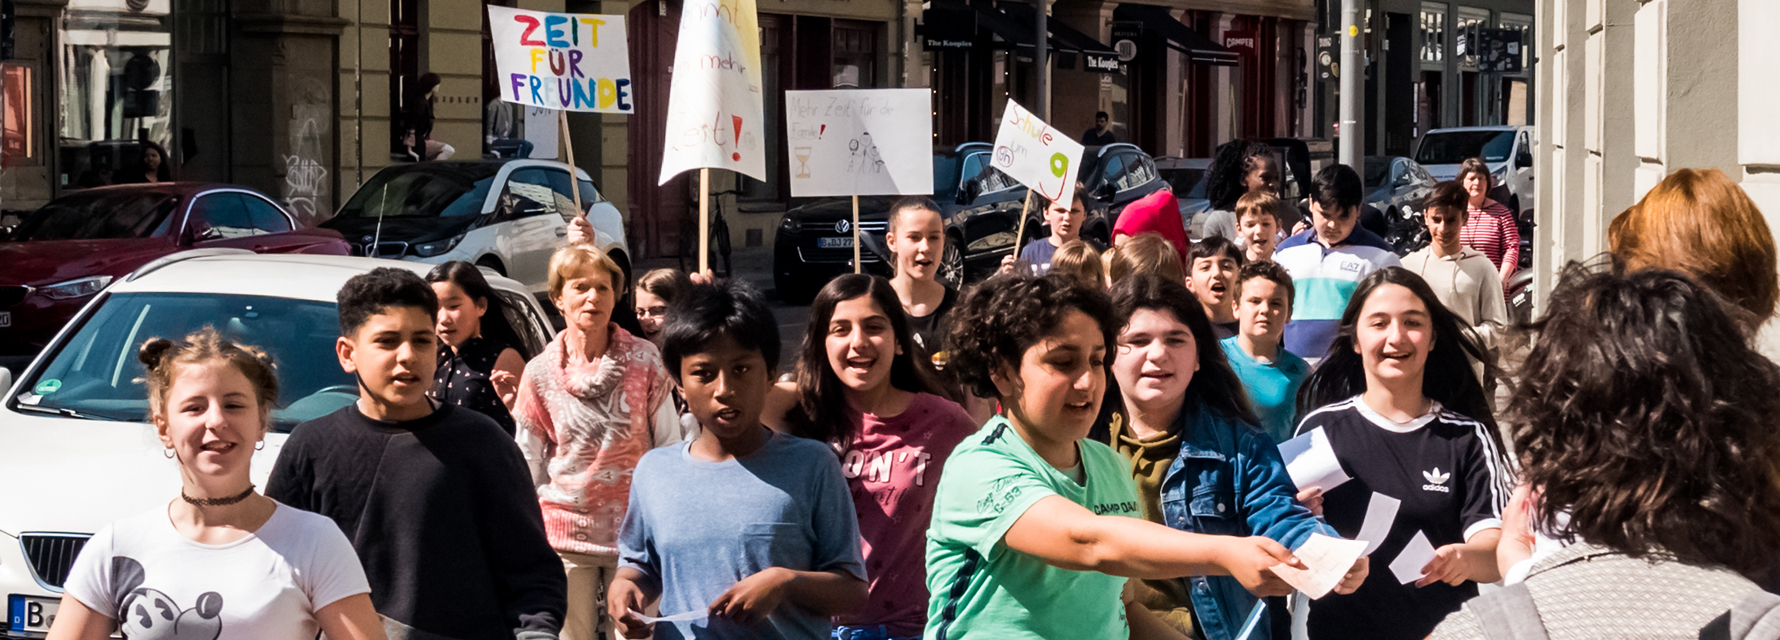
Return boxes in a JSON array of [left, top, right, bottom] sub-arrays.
[[997, 2, 1123, 73], [1113, 4, 1239, 66]]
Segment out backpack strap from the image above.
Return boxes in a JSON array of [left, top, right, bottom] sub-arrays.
[[1471, 582, 1551, 640], [1700, 589, 1780, 640]]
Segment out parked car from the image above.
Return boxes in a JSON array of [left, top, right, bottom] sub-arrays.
[[1414, 125, 1536, 218], [1363, 156, 1439, 254], [939, 143, 1166, 285], [0, 183, 348, 362], [773, 143, 987, 303], [0, 251, 555, 638], [1154, 156, 1212, 238], [321, 159, 631, 300]]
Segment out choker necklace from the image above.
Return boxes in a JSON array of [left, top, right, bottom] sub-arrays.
[[182, 485, 256, 507]]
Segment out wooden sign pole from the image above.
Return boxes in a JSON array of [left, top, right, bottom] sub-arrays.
[[1012, 189, 1036, 263], [699, 168, 711, 274], [558, 110, 581, 215], [852, 194, 861, 274]]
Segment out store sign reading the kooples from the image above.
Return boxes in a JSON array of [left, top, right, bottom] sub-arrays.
[[1085, 53, 1120, 72]]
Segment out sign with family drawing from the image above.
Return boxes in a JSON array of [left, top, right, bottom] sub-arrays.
[[785, 89, 933, 197]]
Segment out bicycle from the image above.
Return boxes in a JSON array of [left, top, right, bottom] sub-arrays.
[[679, 187, 735, 277]]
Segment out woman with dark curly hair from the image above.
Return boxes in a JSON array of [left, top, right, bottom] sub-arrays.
[[1199, 140, 1295, 241], [1429, 266, 1780, 638], [924, 273, 1302, 640], [1293, 267, 1509, 640]]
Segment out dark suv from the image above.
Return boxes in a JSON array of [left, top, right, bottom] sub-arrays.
[[938, 143, 1166, 285]]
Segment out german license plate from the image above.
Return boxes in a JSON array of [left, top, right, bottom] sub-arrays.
[[0, 311, 9, 328], [816, 237, 853, 249], [8, 595, 57, 633]]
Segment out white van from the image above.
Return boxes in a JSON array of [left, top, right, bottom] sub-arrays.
[[1413, 126, 1536, 217]]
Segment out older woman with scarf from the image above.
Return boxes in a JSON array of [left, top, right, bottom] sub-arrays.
[[513, 244, 689, 640]]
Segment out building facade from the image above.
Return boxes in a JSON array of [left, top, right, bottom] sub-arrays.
[[1533, 0, 1780, 354]]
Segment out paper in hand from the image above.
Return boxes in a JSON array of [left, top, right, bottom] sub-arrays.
[[1279, 427, 1352, 493], [1267, 533, 1367, 599], [631, 609, 708, 624], [1388, 531, 1439, 584], [1356, 492, 1401, 556]]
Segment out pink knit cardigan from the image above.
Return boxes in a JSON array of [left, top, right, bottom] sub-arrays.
[[513, 325, 675, 555]]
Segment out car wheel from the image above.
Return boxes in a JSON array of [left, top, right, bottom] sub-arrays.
[[939, 235, 965, 289], [475, 256, 506, 277]]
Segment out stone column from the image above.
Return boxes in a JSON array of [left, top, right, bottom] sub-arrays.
[[234, 4, 347, 226]]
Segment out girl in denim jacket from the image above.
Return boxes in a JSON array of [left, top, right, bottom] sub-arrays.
[[1100, 274, 1369, 640]]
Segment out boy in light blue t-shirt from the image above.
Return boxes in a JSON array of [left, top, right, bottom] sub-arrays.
[[1221, 261, 1310, 445], [610, 281, 866, 640]]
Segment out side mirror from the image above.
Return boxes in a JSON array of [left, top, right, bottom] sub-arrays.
[[0, 366, 12, 395]]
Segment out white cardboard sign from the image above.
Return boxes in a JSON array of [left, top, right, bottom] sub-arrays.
[[488, 7, 633, 113], [989, 99, 1085, 206], [785, 89, 934, 197], [657, 0, 767, 183]]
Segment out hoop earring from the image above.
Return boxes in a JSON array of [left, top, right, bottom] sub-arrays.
[[255, 441, 265, 451], [163, 447, 175, 459]]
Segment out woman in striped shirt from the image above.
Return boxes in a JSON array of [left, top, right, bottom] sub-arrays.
[[1456, 158, 1520, 286]]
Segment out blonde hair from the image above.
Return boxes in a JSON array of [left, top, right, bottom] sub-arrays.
[[1107, 232, 1187, 285], [1048, 240, 1108, 289], [138, 327, 278, 429], [1610, 168, 1779, 324], [1235, 192, 1281, 226], [548, 244, 627, 302]]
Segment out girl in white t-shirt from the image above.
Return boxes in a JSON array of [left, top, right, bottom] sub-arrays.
[[48, 328, 385, 640]]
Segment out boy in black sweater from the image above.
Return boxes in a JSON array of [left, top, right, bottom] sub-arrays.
[[268, 267, 566, 640]]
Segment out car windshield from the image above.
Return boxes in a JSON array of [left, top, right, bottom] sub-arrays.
[[15, 191, 180, 240], [13, 293, 353, 433], [1160, 168, 1208, 199], [1415, 130, 1515, 165], [335, 164, 502, 219], [932, 154, 962, 203], [1364, 161, 1392, 189]]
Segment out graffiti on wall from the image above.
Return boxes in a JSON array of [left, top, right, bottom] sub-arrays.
[[283, 79, 331, 225]]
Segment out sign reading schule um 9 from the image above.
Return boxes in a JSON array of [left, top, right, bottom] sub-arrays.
[[490, 6, 634, 113]]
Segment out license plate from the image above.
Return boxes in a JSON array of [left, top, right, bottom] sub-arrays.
[[8, 595, 57, 633], [0, 311, 9, 328], [816, 237, 853, 249]]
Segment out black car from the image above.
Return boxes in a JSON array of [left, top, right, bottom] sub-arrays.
[[939, 143, 1166, 285], [772, 143, 988, 303]]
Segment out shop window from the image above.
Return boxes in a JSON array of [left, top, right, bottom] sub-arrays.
[[59, 0, 173, 187], [833, 21, 877, 88], [3, 63, 34, 166], [390, 0, 421, 156], [1498, 12, 1532, 73]]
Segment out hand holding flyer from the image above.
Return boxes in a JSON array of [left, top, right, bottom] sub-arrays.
[[1267, 533, 1368, 599]]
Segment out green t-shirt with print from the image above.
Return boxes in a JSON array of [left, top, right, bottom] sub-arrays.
[[923, 416, 1143, 640]]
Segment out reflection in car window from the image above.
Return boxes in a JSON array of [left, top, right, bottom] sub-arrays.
[[13, 293, 354, 432], [1100, 153, 1126, 189], [336, 164, 503, 219], [189, 193, 261, 239], [502, 168, 558, 219], [1415, 130, 1515, 164], [241, 195, 294, 233], [16, 191, 180, 240]]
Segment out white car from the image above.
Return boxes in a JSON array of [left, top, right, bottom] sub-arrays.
[[318, 159, 631, 300], [0, 250, 555, 638], [1413, 125, 1537, 217]]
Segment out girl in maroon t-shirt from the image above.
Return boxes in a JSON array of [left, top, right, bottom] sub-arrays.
[[764, 274, 977, 639]]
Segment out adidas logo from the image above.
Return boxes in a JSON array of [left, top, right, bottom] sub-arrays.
[[1422, 467, 1451, 493]]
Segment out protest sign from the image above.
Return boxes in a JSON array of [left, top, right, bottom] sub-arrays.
[[990, 100, 1084, 207], [658, 0, 767, 184], [991, 100, 1084, 252], [785, 89, 933, 198], [489, 6, 633, 113]]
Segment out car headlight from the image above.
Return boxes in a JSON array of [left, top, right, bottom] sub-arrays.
[[38, 275, 113, 300], [780, 216, 802, 234], [414, 233, 465, 257]]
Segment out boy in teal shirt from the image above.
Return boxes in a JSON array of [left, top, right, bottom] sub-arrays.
[[1220, 261, 1310, 444]]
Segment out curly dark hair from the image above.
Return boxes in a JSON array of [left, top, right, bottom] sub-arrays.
[[1207, 139, 1275, 211], [1296, 267, 1499, 439], [1109, 274, 1257, 426], [337, 267, 439, 337], [944, 273, 1118, 400], [1507, 263, 1780, 585], [786, 274, 952, 447]]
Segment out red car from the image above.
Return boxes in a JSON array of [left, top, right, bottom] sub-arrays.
[[0, 183, 349, 357]]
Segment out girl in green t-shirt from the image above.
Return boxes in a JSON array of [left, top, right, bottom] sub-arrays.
[[923, 273, 1304, 640]]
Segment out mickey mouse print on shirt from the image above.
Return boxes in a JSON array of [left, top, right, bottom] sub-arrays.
[[110, 557, 226, 640]]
